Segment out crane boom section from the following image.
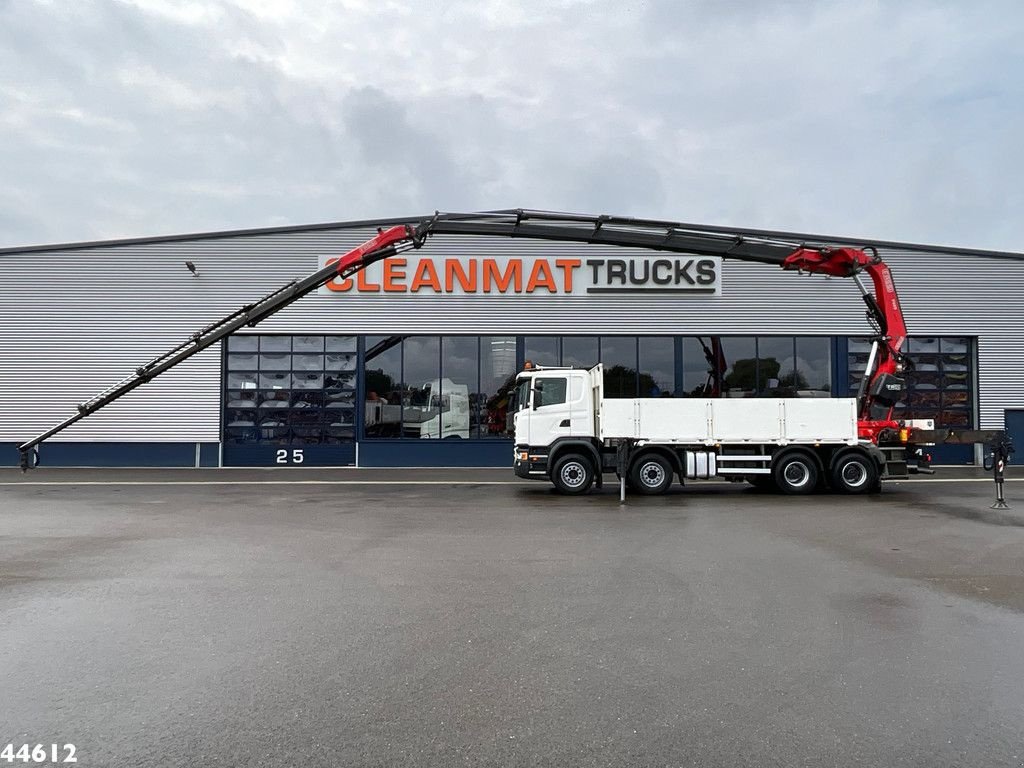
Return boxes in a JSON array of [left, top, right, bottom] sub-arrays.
[[16, 225, 416, 467]]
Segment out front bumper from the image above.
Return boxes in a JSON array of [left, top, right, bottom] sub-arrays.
[[513, 445, 549, 481]]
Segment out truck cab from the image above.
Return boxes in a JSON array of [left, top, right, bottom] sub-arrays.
[[513, 365, 601, 485]]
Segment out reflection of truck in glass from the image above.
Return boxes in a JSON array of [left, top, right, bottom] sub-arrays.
[[364, 379, 470, 439]]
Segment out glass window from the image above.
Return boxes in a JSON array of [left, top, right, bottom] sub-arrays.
[[227, 371, 258, 390], [536, 377, 568, 407], [292, 372, 324, 390], [401, 336, 441, 439], [524, 336, 559, 367], [481, 336, 517, 438], [442, 337, 478, 439], [513, 378, 531, 412], [223, 334, 357, 445], [795, 337, 830, 394], [259, 372, 290, 391], [562, 336, 598, 369], [260, 336, 291, 352], [908, 337, 940, 353], [228, 335, 258, 353], [260, 353, 291, 371], [293, 336, 324, 353], [326, 336, 357, 352], [681, 337, 719, 397], [293, 354, 324, 371], [600, 336, 637, 398], [364, 335, 402, 437], [757, 337, 794, 396], [639, 337, 675, 397], [326, 351, 357, 371], [228, 353, 259, 370], [941, 337, 969, 354], [721, 337, 757, 397]]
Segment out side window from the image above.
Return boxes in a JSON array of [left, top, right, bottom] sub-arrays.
[[537, 377, 568, 407]]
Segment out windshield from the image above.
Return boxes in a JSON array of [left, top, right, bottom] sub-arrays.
[[514, 378, 531, 411]]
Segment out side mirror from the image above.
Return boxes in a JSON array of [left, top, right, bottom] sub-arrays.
[[532, 380, 543, 410]]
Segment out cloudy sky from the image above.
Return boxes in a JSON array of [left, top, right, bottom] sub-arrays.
[[2, 0, 1023, 250]]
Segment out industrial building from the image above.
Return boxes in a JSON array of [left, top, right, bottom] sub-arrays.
[[2, 214, 1021, 468]]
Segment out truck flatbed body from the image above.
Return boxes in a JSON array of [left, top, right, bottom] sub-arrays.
[[599, 398, 859, 446]]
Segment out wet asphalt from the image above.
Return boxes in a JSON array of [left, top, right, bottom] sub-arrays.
[[1, 469, 1022, 767]]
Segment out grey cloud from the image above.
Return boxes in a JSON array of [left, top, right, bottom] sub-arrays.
[[1, 0, 1023, 250]]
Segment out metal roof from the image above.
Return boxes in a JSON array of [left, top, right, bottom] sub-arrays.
[[1, 208, 1021, 261]]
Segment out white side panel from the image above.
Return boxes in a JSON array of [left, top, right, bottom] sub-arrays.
[[600, 399, 710, 442], [781, 398, 858, 442], [710, 400, 783, 442], [710, 399, 856, 443], [601, 397, 858, 444], [600, 400, 640, 439]]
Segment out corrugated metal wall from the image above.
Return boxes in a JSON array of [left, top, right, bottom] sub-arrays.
[[1, 224, 1021, 442]]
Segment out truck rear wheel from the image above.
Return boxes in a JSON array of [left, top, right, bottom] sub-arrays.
[[771, 451, 818, 495], [629, 453, 674, 495], [830, 451, 880, 495], [551, 453, 595, 495]]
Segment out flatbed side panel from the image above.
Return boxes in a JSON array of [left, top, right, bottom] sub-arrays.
[[780, 398, 858, 443], [710, 399, 784, 442], [599, 399, 710, 442], [599, 397, 859, 444]]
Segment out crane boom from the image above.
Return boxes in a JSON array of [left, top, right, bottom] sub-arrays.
[[16, 210, 913, 469], [413, 211, 909, 437], [16, 224, 419, 468]]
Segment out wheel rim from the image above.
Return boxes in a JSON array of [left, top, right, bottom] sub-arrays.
[[783, 460, 811, 488], [841, 460, 868, 488], [560, 461, 587, 489], [639, 460, 666, 488]]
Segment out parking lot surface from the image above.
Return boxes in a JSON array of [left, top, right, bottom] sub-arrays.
[[1, 469, 1022, 767]]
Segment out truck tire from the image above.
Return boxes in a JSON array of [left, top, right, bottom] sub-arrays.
[[551, 453, 595, 495], [771, 450, 818, 495], [830, 451, 880, 495], [629, 453, 674, 495]]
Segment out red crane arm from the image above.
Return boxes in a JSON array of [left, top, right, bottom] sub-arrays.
[[780, 246, 909, 437], [331, 224, 419, 276]]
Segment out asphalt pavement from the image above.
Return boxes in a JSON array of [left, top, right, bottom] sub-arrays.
[[1, 470, 1022, 767]]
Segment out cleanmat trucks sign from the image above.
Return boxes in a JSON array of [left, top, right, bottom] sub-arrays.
[[317, 254, 721, 296]]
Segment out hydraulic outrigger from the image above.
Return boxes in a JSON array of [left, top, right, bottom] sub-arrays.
[[15, 209, 1012, 504]]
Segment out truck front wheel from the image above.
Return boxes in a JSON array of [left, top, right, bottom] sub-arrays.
[[830, 451, 880, 495], [771, 451, 819, 495], [551, 453, 595, 495], [629, 453, 674, 495]]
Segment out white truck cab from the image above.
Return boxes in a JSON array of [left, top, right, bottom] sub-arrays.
[[513, 364, 886, 496], [364, 378, 471, 439]]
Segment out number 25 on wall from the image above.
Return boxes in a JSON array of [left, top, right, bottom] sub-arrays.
[[276, 449, 305, 464]]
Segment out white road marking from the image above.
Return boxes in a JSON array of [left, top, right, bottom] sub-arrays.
[[0, 478, 1018, 487], [0, 480, 531, 486]]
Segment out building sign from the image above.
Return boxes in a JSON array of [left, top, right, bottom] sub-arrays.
[[317, 254, 721, 296]]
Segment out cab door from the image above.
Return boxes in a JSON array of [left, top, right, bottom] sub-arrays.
[[568, 371, 596, 437], [527, 374, 571, 448]]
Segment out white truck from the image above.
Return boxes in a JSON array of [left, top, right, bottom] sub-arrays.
[[512, 364, 893, 495], [364, 378, 471, 439]]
